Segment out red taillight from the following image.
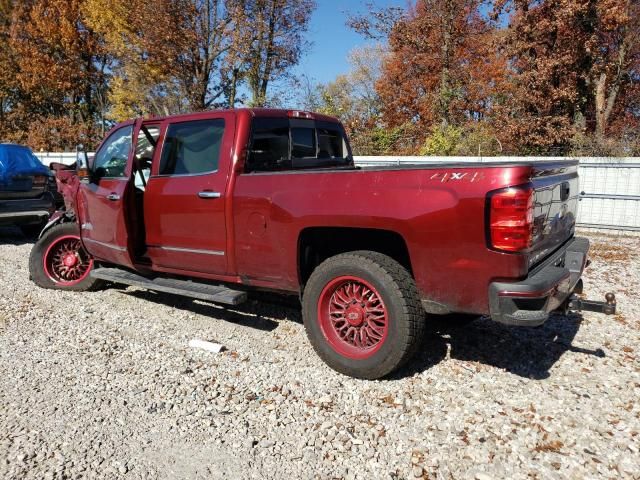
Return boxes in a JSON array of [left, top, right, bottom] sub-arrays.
[[488, 186, 534, 252]]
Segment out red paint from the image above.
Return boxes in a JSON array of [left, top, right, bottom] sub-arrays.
[[317, 276, 388, 360], [43, 235, 93, 286], [54, 108, 579, 315], [143, 112, 236, 274], [76, 119, 138, 269]]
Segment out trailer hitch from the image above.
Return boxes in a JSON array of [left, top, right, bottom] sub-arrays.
[[566, 292, 617, 315]]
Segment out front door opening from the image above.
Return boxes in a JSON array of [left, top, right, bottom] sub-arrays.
[[132, 124, 160, 258]]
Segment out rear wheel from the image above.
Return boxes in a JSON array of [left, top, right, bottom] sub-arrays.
[[29, 222, 102, 291], [302, 251, 424, 379]]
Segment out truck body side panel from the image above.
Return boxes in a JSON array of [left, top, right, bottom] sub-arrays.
[[232, 165, 534, 314]]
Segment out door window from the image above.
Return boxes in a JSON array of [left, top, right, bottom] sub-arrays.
[[158, 119, 225, 176], [92, 125, 133, 179]]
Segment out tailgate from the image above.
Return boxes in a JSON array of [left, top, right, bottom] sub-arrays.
[[529, 163, 579, 267]]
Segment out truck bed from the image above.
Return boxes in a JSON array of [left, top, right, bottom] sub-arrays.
[[244, 159, 579, 175]]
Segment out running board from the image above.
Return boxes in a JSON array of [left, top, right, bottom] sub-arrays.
[[90, 268, 247, 306]]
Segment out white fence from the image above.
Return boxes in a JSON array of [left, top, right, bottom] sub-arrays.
[[35, 152, 78, 167], [34, 153, 640, 234]]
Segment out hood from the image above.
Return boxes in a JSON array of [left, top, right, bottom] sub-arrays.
[[0, 145, 51, 186]]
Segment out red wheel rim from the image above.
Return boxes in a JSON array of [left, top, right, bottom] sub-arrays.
[[43, 235, 93, 286], [317, 276, 388, 360]]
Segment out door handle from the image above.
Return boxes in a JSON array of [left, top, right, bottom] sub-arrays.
[[198, 191, 222, 199], [107, 193, 121, 201]]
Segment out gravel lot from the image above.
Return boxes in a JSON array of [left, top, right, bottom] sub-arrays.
[[1, 227, 639, 480]]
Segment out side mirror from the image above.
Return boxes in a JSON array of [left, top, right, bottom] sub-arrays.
[[76, 144, 91, 182]]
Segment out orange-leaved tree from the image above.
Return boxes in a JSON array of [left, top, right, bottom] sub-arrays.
[[351, 0, 507, 154], [493, 0, 640, 154], [1, 0, 108, 149]]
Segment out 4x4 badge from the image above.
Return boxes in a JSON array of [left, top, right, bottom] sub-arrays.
[[430, 172, 486, 183]]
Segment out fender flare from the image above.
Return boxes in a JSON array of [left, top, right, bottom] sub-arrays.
[[38, 211, 76, 239]]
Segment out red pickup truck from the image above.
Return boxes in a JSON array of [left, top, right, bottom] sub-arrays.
[[28, 108, 616, 379]]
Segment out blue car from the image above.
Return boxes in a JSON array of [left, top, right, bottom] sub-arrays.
[[0, 144, 56, 236]]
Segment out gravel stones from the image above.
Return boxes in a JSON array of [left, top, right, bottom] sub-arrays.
[[1, 227, 639, 479]]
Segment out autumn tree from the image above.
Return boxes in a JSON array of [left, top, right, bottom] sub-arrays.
[[85, 0, 315, 119], [0, 0, 15, 129], [0, 0, 108, 149], [346, 0, 639, 155], [587, 0, 639, 140], [494, 0, 640, 154], [351, 0, 506, 153], [84, 0, 232, 118], [242, 0, 315, 106], [313, 45, 389, 153]]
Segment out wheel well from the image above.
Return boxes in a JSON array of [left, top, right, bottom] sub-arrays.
[[298, 227, 412, 287]]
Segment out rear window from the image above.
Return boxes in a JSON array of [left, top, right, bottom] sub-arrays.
[[247, 118, 289, 171], [159, 119, 225, 176], [246, 118, 352, 173], [291, 127, 316, 158], [318, 128, 345, 159]]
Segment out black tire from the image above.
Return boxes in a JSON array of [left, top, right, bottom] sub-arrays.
[[29, 222, 103, 291], [302, 251, 425, 380]]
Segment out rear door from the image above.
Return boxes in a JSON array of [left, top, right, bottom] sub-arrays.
[[144, 113, 235, 275], [77, 121, 139, 268]]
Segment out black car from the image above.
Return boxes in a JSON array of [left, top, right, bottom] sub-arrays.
[[0, 144, 56, 236]]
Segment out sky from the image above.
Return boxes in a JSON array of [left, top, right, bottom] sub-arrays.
[[295, 0, 407, 85]]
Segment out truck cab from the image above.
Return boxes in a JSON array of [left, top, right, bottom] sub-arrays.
[[72, 109, 352, 278]]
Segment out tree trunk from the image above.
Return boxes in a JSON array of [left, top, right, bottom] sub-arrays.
[[595, 72, 607, 138], [438, 2, 455, 127], [228, 68, 239, 107]]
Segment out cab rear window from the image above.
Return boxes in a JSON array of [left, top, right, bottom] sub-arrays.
[[246, 118, 352, 173]]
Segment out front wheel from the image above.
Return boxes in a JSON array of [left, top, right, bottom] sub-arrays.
[[302, 251, 425, 379], [29, 222, 102, 291]]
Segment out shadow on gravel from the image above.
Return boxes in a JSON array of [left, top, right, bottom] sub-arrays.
[[394, 312, 606, 380], [0, 226, 36, 245], [121, 289, 299, 332], [119, 287, 606, 381]]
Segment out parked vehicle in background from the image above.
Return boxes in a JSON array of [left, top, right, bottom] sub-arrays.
[[27, 109, 617, 379], [0, 144, 56, 236]]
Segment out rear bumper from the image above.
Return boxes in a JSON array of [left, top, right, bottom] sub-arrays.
[[0, 193, 55, 226], [489, 237, 589, 327]]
